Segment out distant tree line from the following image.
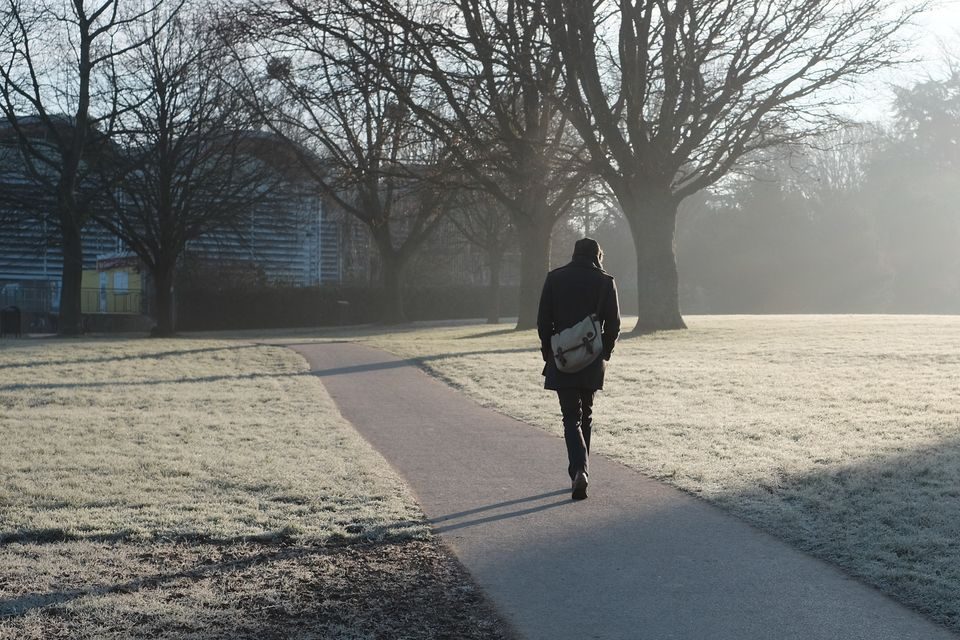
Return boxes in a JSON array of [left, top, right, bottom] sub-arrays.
[[672, 70, 960, 314], [0, 0, 932, 335]]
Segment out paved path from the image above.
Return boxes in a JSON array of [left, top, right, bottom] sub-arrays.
[[291, 342, 957, 640]]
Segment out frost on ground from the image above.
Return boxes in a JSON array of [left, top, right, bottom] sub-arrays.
[[1, 539, 507, 640], [0, 338, 512, 640], [342, 315, 960, 631]]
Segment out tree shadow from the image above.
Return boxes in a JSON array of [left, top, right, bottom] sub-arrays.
[[419, 347, 536, 362], [0, 516, 429, 615], [456, 327, 522, 340], [0, 525, 421, 547], [0, 533, 516, 639], [0, 543, 319, 617], [0, 369, 308, 392], [0, 343, 261, 371], [302, 347, 538, 379], [209, 319, 492, 341], [705, 438, 960, 632], [0, 344, 536, 391]]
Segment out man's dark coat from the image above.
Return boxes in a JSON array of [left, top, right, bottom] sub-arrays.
[[537, 255, 621, 390]]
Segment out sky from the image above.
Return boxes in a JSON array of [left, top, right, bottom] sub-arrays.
[[916, 0, 960, 53], [902, 0, 960, 75], [853, 0, 960, 121]]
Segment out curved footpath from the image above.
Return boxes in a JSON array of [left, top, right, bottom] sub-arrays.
[[290, 342, 957, 640]]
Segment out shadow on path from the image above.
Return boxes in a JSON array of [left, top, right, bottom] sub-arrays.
[[430, 490, 570, 533], [293, 346, 536, 380]]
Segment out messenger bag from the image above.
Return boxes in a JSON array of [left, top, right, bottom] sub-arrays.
[[550, 282, 608, 373]]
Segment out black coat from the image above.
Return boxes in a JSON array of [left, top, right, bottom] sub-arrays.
[[537, 256, 621, 390]]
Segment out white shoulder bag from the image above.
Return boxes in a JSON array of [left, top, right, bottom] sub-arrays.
[[550, 283, 608, 373]]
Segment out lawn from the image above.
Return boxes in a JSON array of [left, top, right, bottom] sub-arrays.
[[0, 338, 512, 639], [8, 316, 960, 635], [265, 314, 960, 631]]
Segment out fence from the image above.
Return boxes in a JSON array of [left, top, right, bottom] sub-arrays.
[[80, 288, 146, 314], [0, 284, 146, 315], [0, 284, 54, 313]]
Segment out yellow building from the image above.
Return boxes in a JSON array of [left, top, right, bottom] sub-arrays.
[[81, 254, 144, 314]]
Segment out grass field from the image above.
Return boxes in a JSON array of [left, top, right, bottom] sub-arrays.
[[0, 339, 511, 639], [266, 314, 960, 631], [6, 315, 960, 635]]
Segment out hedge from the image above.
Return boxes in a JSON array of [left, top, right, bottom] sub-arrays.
[[175, 285, 519, 331]]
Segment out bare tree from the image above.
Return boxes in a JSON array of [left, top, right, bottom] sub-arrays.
[[0, 135, 47, 231], [227, 3, 453, 323], [95, 7, 284, 336], [448, 190, 515, 323], [563, 179, 620, 237], [548, 0, 926, 333], [317, 0, 589, 329], [0, 0, 170, 334]]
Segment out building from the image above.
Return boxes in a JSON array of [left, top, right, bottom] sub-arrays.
[[0, 138, 122, 325], [0, 128, 351, 326]]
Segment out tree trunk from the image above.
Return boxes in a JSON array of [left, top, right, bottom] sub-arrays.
[[58, 216, 84, 336], [624, 194, 687, 334], [514, 216, 553, 330], [152, 262, 176, 337], [380, 249, 407, 324], [486, 247, 503, 324]]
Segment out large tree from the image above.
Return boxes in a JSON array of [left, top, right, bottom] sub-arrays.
[[96, 7, 282, 336], [319, 0, 588, 329], [0, 0, 169, 334], [229, 3, 453, 323], [548, 0, 924, 333]]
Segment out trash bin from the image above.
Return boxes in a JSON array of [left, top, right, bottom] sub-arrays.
[[336, 300, 350, 326], [0, 306, 21, 338]]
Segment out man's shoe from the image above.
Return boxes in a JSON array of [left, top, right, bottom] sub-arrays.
[[572, 471, 588, 500]]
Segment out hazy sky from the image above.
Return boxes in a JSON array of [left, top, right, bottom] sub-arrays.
[[855, 0, 960, 120], [918, 0, 960, 49], [906, 0, 959, 70]]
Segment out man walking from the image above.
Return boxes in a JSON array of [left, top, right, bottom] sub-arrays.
[[537, 238, 621, 500]]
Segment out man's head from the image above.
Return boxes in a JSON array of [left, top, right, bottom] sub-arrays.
[[573, 237, 603, 267]]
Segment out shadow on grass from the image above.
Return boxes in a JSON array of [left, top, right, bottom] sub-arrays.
[[455, 327, 522, 340], [0, 345, 536, 391], [0, 542, 325, 617], [0, 519, 427, 546], [0, 536, 516, 639], [708, 439, 960, 632], [0, 369, 310, 391], [0, 519, 430, 618], [0, 343, 261, 371], [204, 318, 498, 341]]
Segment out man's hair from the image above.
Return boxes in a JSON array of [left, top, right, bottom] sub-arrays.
[[573, 237, 603, 264]]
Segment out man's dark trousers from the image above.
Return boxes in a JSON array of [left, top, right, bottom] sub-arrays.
[[557, 388, 596, 480]]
